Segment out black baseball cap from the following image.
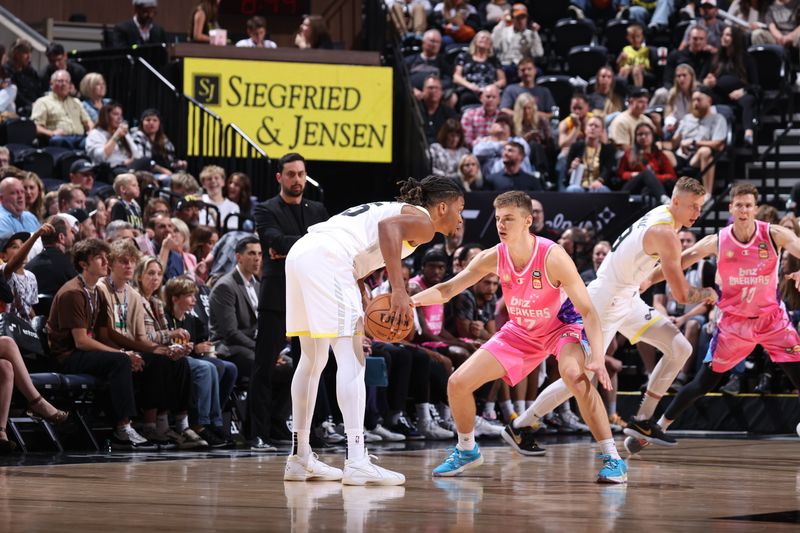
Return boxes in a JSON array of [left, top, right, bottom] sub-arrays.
[[67, 208, 90, 224], [69, 159, 95, 174], [0, 231, 31, 252]]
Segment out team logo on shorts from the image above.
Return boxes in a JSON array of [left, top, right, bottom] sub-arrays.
[[758, 242, 769, 259], [532, 270, 542, 289], [561, 331, 580, 339]]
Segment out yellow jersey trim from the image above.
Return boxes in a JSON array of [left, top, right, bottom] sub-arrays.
[[629, 317, 661, 344]]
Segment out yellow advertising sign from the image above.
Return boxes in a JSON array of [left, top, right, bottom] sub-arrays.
[[183, 57, 393, 163]]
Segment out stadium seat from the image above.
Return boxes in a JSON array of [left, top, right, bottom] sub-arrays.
[[604, 19, 630, 57], [748, 44, 791, 124], [530, 1, 571, 30], [536, 75, 586, 119], [0, 118, 37, 146], [567, 45, 609, 81], [14, 149, 55, 179], [553, 18, 596, 59], [672, 20, 693, 49]]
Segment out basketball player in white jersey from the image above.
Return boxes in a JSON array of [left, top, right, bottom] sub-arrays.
[[283, 176, 464, 486], [507, 177, 717, 455]]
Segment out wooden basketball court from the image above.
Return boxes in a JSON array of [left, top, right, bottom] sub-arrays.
[[0, 438, 798, 531]]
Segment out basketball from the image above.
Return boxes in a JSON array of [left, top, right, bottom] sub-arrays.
[[364, 294, 414, 342]]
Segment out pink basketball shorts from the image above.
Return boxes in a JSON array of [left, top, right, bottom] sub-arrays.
[[482, 321, 585, 386], [707, 307, 800, 373]]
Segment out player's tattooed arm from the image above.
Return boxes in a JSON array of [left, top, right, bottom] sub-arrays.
[[686, 286, 717, 305], [641, 234, 718, 291]]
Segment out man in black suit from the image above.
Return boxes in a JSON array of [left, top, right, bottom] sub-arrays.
[[250, 153, 329, 451], [110, 0, 168, 49], [209, 235, 262, 377]]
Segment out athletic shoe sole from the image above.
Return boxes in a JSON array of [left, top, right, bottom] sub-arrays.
[[597, 473, 628, 484], [623, 427, 677, 447], [500, 427, 546, 456], [432, 454, 484, 477]]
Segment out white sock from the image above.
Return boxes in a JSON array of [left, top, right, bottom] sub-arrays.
[[156, 413, 170, 434], [513, 411, 541, 429], [389, 411, 403, 426], [175, 414, 189, 432], [599, 438, 621, 460], [500, 400, 514, 420], [514, 400, 526, 415], [636, 393, 660, 420], [293, 430, 311, 458], [457, 431, 475, 451], [346, 430, 366, 461], [657, 416, 673, 430], [415, 403, 432, 423], [483, 401, 495, 416]]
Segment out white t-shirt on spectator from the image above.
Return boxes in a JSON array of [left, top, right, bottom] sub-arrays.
[[235, 38, 278, 48], [199, 195, 240, 230]]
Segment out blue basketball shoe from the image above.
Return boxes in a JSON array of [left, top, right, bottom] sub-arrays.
[[597, 454, 628, 484], [432, 445, 484, 477]]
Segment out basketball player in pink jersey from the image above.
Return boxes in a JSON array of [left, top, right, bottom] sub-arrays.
[[412, 191, 627, 483], [284, 176, 464, 486], [639, 183, 800, 445], [509, 177, 716, 457]]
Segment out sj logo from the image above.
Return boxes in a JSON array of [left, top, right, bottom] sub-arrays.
[[194, 75, 220, 105]]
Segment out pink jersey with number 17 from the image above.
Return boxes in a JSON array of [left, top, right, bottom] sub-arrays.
[[498, 236, 581, 337], [716, 219, 781, 318]]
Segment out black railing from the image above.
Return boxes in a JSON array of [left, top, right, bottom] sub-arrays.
[[386, 17, 431, 180], [759, 123, 795, 202]]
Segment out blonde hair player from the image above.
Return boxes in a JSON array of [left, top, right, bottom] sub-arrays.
[[412, 191, 626, 483], [511, 177, 717, 456], [284, 176, 464, 486], [638, 183, 800, 452]]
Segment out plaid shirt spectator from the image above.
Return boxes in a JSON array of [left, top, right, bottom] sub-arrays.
[[461, 106, 499, 148]]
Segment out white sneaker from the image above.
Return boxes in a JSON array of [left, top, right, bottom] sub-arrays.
[[473, 416, 503, 438], [371, 424, 406, 442], [342, 454, 405, 486], [560, 410, 590, 433], [418, 418, 455, 440], [364, 429, 383, 443], [317, 419, 346, 444], [284, 453, 344, 481], [179, 428, 209, 449]]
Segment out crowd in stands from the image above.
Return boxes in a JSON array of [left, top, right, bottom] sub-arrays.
[[2, 0, 800, 453], [397, 0, 800, 205]]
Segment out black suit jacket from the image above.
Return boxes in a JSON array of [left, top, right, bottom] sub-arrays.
[[254, 195, 328, 312], [111, 20, 168, 48]]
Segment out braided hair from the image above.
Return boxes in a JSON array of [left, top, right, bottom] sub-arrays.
[[396, 175, 463, 207]]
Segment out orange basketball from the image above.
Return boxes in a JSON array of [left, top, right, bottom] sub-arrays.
[[364, 294, 414, 342]]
